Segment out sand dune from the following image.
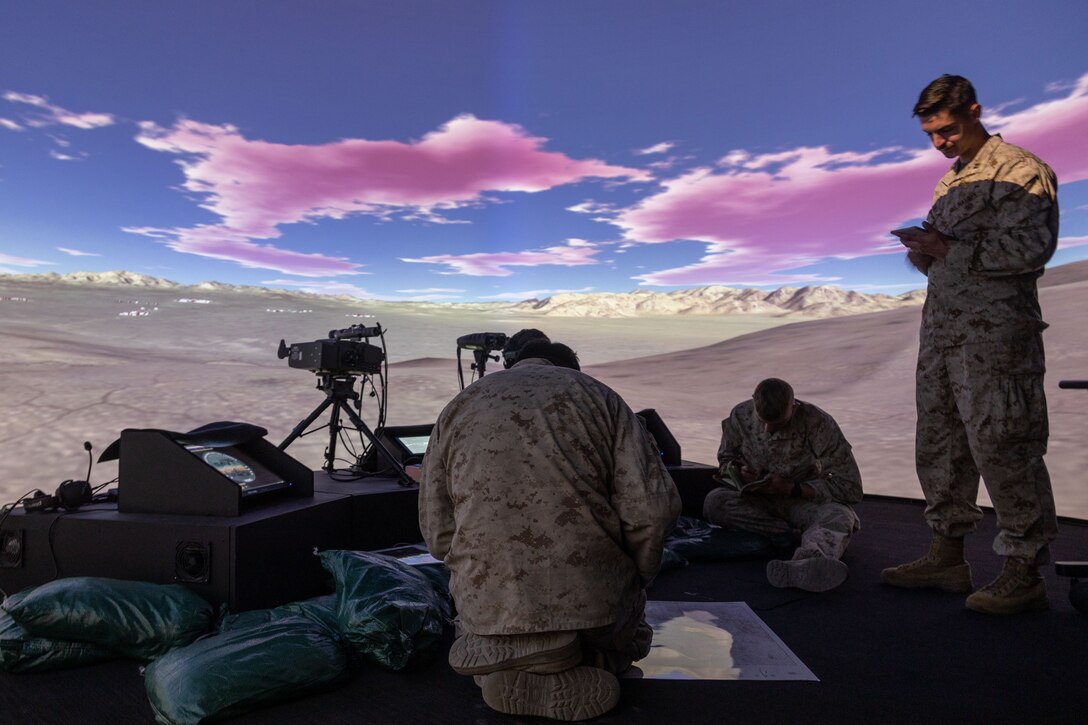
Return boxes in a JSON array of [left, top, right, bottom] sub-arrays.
[[2, 265, 1086, 520], [586, 274, 1088, 517]]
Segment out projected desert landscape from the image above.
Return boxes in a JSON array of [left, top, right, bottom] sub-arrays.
[[3, 263, 1087, 517]]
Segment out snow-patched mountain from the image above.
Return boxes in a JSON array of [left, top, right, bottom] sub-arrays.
[[10, 270, 183, 288], [512, 284, 925, 318], [1, 270, 929, 318], [4, 271, 308, 297]]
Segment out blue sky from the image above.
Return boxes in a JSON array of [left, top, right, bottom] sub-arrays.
[[1, 0, 1086, 301]]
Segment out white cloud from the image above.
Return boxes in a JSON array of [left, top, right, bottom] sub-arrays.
[[2, 91, 115, 129], [480, 286, 594, 300], [566, 200, 616, 215], [57, 247, 102, 257], [635, 141, 675, 155], [394, 287, 465, 294], [48, 149, 82, 161], [0, 252, 54, 267], [0, 118, 22, 131]]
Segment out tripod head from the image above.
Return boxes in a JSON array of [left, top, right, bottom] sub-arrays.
[[456, 332, 508, 390]]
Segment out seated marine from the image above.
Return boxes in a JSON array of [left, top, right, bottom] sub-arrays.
[[703, 378, 863, 592]]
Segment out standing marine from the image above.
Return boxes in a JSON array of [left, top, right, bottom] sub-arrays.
[[883, 74, 1059, 615]]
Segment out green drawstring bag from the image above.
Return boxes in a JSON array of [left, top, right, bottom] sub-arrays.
[[319, 550, 452, 671], [144, 616, 350, 725], [0, 603, 116, 673], [217, 593, 340, 638], [2, 577, 214, 661]]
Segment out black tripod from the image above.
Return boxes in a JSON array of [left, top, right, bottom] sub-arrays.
[[279, 371, 412, 485]]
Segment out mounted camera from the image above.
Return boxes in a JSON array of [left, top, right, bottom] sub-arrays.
[[456, 331, 508, 390], [278, 324, 385, 374], [276, 322, 409, 484]]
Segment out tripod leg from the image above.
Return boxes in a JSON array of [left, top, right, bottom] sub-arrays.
[[323, 400, 344, 473], [339, 405, 414, 486], [279, 396, 335, 451]]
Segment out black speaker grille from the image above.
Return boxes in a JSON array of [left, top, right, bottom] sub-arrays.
[[174, 540, 211, 583], [0, 530, 24, 568]]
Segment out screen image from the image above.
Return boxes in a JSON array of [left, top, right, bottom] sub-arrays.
[[396, 435, 430, 456], [184, 445, 292, 497]]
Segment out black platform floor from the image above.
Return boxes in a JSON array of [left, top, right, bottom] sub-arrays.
[[3, 496, 1087, 724]]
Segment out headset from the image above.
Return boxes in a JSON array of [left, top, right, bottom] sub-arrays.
[[20, 441, 98, 513], [22, 479, 94, 513]]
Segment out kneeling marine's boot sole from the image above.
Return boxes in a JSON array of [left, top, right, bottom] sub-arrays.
[[480, 666, 621, 721]]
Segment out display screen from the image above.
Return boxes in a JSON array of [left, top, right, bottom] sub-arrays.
[[184, 445, 292, 496], [396, 435, 430, 455]]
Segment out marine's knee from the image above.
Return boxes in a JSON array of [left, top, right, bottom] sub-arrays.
[[818, 504, 860, 534], [702, 487, 742, 524]]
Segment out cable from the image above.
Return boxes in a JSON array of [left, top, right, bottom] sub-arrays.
[[0, 488, 51, 533]]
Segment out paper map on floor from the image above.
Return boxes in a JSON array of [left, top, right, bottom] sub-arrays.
[[624, 601, 818, 681]]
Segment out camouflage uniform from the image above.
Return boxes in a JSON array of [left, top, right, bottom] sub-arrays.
[[703, 400, 862, 560], [916, 134, 1059, 562], [419, 358, 681, 649]]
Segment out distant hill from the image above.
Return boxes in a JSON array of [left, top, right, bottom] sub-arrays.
[[510, 285, 927, 318], [1039, 258, 1088, 288], [5, 258, 1087, 319], [1, 270, 307, 297]]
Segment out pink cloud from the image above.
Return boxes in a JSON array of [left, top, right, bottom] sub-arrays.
[[123, 225, 365, 277], [617, 74, 1088, 286], [133, 115, 647, 276], [401, 240, 602, 276], [1058, 235, 1088, 249]]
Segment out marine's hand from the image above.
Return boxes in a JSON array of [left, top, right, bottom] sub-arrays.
[[746, 472, 793, 496], [739, 464, 763, 484], [906, 250, 932, 275], [898, 222, 950, 260]]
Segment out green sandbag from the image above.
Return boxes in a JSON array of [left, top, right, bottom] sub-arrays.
[[2, 577, 214, 661], [665, 515, 794, 562], [319, 550, 452, 671], [0, 602, 116, 673], [144, 616, 350, 725], [218, 593, 340, 637]]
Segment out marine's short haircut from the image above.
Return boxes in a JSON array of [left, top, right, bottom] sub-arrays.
[[913, 74, 977, 118], [502, 328, 550, 368], [516, 340, 580, 371], [752, 378, 794, 422]]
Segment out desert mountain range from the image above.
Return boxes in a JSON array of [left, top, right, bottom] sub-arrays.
[[2, 270, 926, 319], [1, 259, 1086, 517]]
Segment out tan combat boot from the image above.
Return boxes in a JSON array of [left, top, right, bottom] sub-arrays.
[[965, 556, 1048, 615], [479, 666, 621, 721], [767, 556, 849, 592], [449, 631, 583, 675], [880, 533, 973, 592]]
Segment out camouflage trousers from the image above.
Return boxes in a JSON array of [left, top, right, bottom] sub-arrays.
[[915, 336, 1058, 561], [463, 589, 652, 676], [578, 588, 653, 675], [702, 488, 859, 561]]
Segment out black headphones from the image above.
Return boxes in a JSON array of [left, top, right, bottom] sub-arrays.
[[22, 480, 93, 513]]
